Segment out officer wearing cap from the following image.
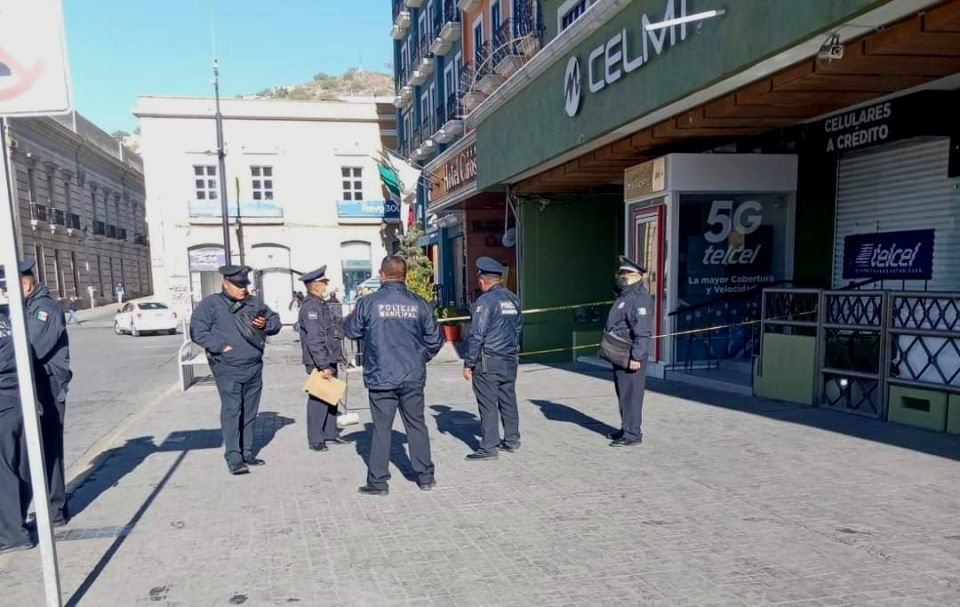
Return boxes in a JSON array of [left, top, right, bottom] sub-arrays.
[[191, 265, 281, 475], [462, 257, 523, 460], [602, 255, 654, 447], [298, 265, 345, 451], [344, 256, 443, 496], [20, 259, 71, 524], [0, 271, 32, 554]]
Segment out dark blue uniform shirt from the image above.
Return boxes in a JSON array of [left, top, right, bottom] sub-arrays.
[[298, 294, 339, 370], [604, 282, 655, 362], [343, 281, 443, 390], [25, 284, 71, 403], [190, 293, 281, 374], [465, 284, 522, 369], [0, 309, 20, 408]]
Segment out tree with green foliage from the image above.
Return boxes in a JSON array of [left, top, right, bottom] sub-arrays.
[[398, 225, 435, 304]]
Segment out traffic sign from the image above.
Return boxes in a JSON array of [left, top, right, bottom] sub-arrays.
[[0, 0, 72, 116]]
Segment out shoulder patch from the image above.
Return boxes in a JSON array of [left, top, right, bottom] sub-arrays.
[[307, 311, 319, 320], [618, 302, 625, 310], [637, 307, 648, 316], [35, 310, 50, 323]]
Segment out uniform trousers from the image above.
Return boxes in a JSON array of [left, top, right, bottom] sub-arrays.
[[471, 355, 520, 454], [213, 364, 264, 466], [0, 401, 31, 547], [613, 363, 646, 441], [366, 386, 434, 489], [305, 366, 340, 447]]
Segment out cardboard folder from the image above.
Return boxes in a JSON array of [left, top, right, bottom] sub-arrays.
[[302, 370, 347, 406]]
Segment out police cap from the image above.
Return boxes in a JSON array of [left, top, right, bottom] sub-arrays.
[[300, 265, 330, 284], [476, 256, 505, 276], [617, 255, 646, 274], [219, 264, 251, 286], [18, 259, 36, 276]]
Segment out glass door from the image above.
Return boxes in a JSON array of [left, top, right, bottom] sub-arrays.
[[631, 203, 665, 361]]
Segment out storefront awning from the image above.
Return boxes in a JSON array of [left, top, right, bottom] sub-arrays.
[[417, 230, 441, 247]]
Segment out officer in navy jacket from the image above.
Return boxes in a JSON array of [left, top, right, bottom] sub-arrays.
[[604, 255, 655, 447], [343, 256, 443, 496], [463, 257, 523, 460], [0, 290, 33, 554], [191, 265, 281, 475], [297, 265, 345, 451], [21, 259, 71, 524]]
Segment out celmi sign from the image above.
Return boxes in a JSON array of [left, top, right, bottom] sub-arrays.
[[564, 0, 697, 118]]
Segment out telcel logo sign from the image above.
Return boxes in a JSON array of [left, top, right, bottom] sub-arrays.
[[702, 200, 763, 265], [564, 0, 693, 117]]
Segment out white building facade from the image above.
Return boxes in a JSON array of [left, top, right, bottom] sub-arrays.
[[134, 96, 399, 320]]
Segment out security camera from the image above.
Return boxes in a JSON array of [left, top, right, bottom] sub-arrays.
[[818, 33, 844, 61]]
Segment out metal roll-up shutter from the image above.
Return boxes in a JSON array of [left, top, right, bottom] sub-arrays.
[[833, 137, 958, 290]]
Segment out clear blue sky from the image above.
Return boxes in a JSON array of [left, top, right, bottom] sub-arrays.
[[63, 0, 394, 134]]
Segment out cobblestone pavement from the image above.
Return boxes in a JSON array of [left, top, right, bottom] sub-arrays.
[[1, 341, 959, 606]]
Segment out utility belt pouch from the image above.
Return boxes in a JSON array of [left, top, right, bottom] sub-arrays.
[[599, 331, 632, 369]]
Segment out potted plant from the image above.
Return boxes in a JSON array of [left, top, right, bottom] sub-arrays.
[[438, 306, 466, 343]]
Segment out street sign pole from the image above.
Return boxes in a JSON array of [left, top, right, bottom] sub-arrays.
[[0, 117, 63, 607], [213, 59, 232, 264]]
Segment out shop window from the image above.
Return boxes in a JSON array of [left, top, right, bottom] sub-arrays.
[[341, 241, 372, 303], [558, 0, 597, 32]]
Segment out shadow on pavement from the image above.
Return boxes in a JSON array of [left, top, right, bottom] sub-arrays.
[[251, 412, 296, 457], [343, 423, 418, 482], [542, 361, 960, 462], [430, 405, 481, 452], [529, 399, 618, 437]]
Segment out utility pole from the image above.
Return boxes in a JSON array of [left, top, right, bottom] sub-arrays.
[[235, 176, 245, 268], [213, 58, 232, 264]]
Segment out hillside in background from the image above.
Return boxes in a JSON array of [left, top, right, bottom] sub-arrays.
[[251, 68, 394, 100]]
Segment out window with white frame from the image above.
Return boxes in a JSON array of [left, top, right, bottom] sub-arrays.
[[473, 17, 484, 64], [193, 165, 217, 200], [491, 0, 502, 30], [250, 166, 274, 200], [341, 167, 363, 201], [558, 0, 596, 32]]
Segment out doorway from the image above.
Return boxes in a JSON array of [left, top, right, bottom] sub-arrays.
[[630, 203, 665, 362]]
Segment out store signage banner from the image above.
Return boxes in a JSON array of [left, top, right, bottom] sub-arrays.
[[813, 90, 955, 155], [842, 229, 934, 281], [188, 248, 225, 272], [679, 194, 788, 306], [189, 199, 284, 219], [337, 199, 400, 223]]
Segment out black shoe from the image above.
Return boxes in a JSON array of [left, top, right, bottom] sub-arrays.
[[327, 437, 348, 446], [244, 458, 266, 466], [228, 462, 250, 475], [0, 542, 33, 556], [499, 442, 520, 454], [465, 451, 498, 461], [417, 481, 436, 491], [357, 485, 389, 496], [610, 437, 643, 448], [607, 429, 624, 440], [309, 443, 329, 452]]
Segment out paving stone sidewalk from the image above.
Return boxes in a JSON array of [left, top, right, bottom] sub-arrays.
[[2, 344, 960, 606]]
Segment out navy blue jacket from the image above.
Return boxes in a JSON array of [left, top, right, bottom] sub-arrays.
[[25, 284, 71, 404], [604, 282, 655, 362], [343, 281, 443, 390], [0, 308, 20, 409], [465, 284, 522, 369], [191, 293, 281, 373], [298, 294, 339, 370]]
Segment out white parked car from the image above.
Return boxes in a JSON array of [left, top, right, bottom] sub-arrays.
[[114, 302, 179, 336]]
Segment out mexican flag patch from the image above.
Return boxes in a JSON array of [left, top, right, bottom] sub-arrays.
[[36, 310, 49, 322]]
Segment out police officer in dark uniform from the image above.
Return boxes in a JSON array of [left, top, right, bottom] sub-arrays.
[[603, 256, 654, 447], [343, 256, 443, 496], [0, 279, 33, 554], [191, 265, 281, 475], [298, 265, 345, 451], [463, 257, 523, 460], [21, 259, 72, 524]]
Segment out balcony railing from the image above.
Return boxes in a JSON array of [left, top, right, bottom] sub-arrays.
[[106, 224, 117, 239], [30, 203, 48, 223], [67, 213, 81, 230], [93, 221, 106, 236], [51, 208, 66, 226]]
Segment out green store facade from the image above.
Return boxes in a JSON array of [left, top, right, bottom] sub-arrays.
[[455, 0, 960, 432]]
